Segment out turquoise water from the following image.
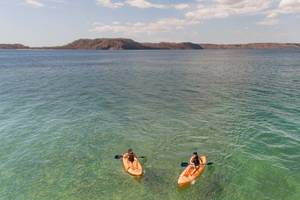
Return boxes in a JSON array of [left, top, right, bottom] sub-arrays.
[[0, 49, 299, 200]]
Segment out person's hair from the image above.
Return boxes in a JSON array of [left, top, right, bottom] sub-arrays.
[[193, 152, 198, 155], [128, 148, 133, 153]]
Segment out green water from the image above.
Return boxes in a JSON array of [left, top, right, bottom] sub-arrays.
[[0, 50, 299, 200]]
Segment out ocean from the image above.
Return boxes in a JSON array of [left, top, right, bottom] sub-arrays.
[[0, 49, 299, 200]]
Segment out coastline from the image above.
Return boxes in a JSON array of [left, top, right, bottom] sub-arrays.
[[1, 38, 300, 50]]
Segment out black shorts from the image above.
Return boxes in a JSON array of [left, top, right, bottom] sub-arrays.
[[128, 156, 135, 162], [193, 160, 200, 166]]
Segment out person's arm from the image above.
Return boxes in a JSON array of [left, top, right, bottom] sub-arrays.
[[134, 153, 138, 161], [189, 156, 194, 164]]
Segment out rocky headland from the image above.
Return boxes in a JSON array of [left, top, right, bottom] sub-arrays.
[[1, 38, 300, 50]]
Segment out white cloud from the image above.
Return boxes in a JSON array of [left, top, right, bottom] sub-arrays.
[[186, 0, 272, 20], [172, 3, 190, 10], [91, 0, 278, 35], [126, 0, 165, 8], [24, 0, 44, 7], [91, 18, 199, 35], [92, 0, 300, 35], [23, 0, 67, 8], [258, 0, 300, 26], [96, 0, 192, 10], [279, 0, 300, 13], [96, 0, 124, 8]]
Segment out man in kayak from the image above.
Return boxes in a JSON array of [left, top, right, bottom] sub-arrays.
[[124, 148, 138, 170], [190, 152, 202, 175]]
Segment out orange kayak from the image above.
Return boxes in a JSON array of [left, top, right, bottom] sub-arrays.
[[122, 153, 143, 176], [178, 155, 207, 186]]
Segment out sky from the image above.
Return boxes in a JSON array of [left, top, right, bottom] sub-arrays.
[[0, 0, 299, 46]]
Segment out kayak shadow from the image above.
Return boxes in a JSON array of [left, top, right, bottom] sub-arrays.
[[177, 180, 196, 190], [133, 174, 144, 183]]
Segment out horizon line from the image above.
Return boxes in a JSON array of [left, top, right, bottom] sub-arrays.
[[1, 37, 300, 48]]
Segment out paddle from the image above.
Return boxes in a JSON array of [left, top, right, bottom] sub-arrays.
[[180, 162, 213, 167], [114, 155, 145, 159]]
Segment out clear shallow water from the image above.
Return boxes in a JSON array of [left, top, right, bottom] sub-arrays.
[[0, 49, 299, 200]]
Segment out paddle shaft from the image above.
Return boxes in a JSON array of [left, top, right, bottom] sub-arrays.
[[181, 162, 213, 167], [114, 155, 145, 159]]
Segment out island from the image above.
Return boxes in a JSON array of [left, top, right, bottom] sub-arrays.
[[1, 38, 300, 50], [0, 44, 29, 49]]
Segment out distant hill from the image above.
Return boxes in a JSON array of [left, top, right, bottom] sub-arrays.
[[142, 42, 202, 49], [1, 39, 300, 50], [0, 44, 29, 49], [200, 43, 300, 49], [55, 38, 146, 50], [53, 38, 203, 50], [41, 39, 300, 50]]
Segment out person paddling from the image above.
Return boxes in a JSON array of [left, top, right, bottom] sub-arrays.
[[124, 148, 137, 170], [190, 152, 202, 175]]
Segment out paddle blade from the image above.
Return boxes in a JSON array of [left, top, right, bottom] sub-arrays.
[[114, 155, 122, 159], [206, 162, 213, 166], [180, 162, 189, 167]]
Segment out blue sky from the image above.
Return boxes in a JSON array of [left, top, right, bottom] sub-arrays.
[[0, 0, 299, 46]]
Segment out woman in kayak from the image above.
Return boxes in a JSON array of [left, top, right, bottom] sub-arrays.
[[124, 148, 137, 169], [190, 152, 202, 175]]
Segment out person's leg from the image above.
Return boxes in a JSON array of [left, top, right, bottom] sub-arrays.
[[130, 162, 133, 169], [134, 158, 138, 169], [126, 160, 130, 170], [191, 166, 199, 175], [127, 160, 134, 169]]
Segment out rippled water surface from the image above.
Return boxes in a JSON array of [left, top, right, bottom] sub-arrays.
[[0, 49, 299, 200]]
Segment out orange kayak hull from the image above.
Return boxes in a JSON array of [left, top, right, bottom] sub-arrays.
[[178, 155, 207, 186], [122, 153, 143, 176]]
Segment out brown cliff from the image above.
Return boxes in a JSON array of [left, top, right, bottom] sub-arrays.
[[0, 44, 29, 49], [54, 38, 203, 50]]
